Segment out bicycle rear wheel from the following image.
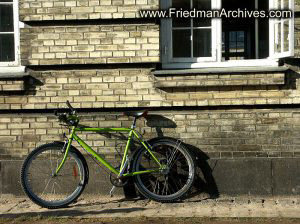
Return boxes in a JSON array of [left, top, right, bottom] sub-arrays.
[[133, 139, 195, 202], [21, 143, 88, 209]]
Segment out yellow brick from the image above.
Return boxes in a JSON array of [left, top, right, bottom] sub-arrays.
[[5, 97, 28, 104], [55, 40, 66, 46], [57, 78, 68, 83], [65, 1, 76, 6], [74, 96, 96, 102], [101, 13, 113, 18], [260, 91, 285, 98], [94, 6, 118, 12], [71, 7, 94, 13], [142, 31, 159, 37], [32, 53, 44, 59], [38, 33, 59, 40], [97, 96, 119, 101], [56, 53, 67, 58], [28, 97, 51, 103], [44, 53, 55, 59], [84, 33, 106, 39], [66, 40, 77, 45], [118, 44, 140, 50], [141, 43, 159, 50], [50, 46, 72, 52], [50, 97, 73, 103], [120, 95, 142, 101]]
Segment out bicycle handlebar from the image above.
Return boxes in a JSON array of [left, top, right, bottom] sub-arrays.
[[54, 101, 79, 126], [66, 100, 76, 114]]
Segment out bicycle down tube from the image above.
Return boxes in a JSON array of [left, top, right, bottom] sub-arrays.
[[55, 127, 162, 177]]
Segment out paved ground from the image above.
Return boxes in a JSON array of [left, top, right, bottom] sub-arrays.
[[1, 194, 300, 221], [1, 217, 300, 224]]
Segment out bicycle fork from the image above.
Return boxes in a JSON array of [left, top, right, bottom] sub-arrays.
[[54, 129, 75, 176]]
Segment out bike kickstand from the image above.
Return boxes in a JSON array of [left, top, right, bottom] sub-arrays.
[[109, 186, 116, 197]]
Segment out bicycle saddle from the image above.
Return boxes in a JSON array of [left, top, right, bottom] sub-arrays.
[[123, 110, 148, 118]]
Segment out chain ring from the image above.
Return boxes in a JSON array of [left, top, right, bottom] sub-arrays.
[[109, 166, 129, 187]]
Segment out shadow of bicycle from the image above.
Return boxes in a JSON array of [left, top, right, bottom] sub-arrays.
[[123, 114, 220, 200]]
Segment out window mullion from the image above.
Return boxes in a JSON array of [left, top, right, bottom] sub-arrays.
[[191, 20, 193, 58], [190, 0, 193, 58], [280, 20, 284, 54]]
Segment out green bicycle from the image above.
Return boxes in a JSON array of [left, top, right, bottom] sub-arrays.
[[20, 101, 195, 209]]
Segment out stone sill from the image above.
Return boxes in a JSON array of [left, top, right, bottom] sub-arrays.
[[0, 67, 28, 91], [154, 73, 285, 88], [153, 67, 287, 88], [152, 66, 289, 76], [0, 66, 26, 78]]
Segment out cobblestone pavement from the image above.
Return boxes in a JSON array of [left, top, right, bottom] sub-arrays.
[[1, 195, 300, 219]]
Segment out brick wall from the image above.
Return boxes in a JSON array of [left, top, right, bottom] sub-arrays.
[[2, 68, 300, 110], [1, 109, 300, 160], [19, 0, 159, 21], [20, 24, 159, 66], [3, 1, 300, 155]]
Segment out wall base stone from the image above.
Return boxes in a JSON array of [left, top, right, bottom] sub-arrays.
[[2, 158, 299, 197]]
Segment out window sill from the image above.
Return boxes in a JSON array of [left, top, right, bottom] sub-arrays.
[[153, 65, 288, 76], [0, 66, 28, 92], [161, 59, 281, 70], [153, 66, 287, 89], [0, 66, 27, 78]]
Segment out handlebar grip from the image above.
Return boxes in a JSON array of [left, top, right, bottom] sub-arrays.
[[66, 100, 75, 113]]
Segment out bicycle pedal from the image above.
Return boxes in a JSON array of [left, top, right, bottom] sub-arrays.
[[109, 186, 116, 197]]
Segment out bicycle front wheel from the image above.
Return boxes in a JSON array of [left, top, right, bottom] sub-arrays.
[[21, 143, 88, 209], [133, 139, 195, 202]]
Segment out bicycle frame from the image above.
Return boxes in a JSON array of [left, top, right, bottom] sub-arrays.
[[55, 126, 163, 177]]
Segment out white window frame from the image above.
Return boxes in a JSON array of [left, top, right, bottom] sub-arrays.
[[0, 0, 21, 67], [269, 0, 294, 58], [161, 0, 294, 69]]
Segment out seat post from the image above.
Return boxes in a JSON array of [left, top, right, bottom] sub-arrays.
[[131, 117, 137, 129]]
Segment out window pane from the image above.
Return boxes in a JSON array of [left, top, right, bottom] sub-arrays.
[[283, 0, 289, 9], [193, 0, 211, 10], [173, 0, 190, 9], [229, 31, 236, 42], [193, 29, 211, 57], [274, 23, 281, 53], [228, 31, 245, 54], [173, 29, 191, 57], [173, 19, 191, 28], [194, 19, 211, 28], [283, 20, 289, 52], [0, 4, 14, 32], [222, 32, 225, 52], [172, 0, 191, 28], [193, 0, 211, 27], [237, 31, 244, 42], [237, 42, 245, 52], [0, 34, 15, 61], [275, 0, 281, 8]]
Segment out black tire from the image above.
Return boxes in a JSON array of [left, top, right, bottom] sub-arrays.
[[21, 142, 88, 209], [133, 139, 195, 202]]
